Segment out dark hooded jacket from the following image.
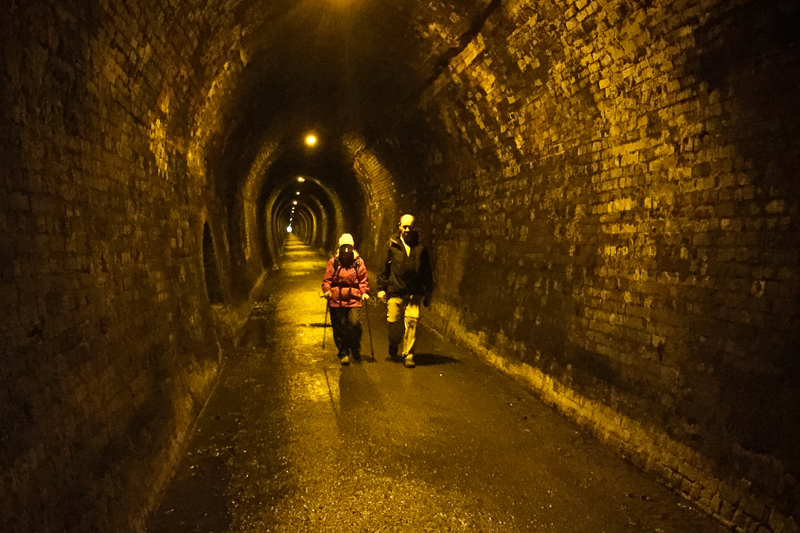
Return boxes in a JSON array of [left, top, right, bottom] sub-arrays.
[[376, 233, 433, 299]]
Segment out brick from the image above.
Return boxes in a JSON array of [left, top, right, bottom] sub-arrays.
[[3, 2, 800, 533]]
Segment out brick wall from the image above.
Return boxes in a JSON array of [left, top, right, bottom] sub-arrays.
[[342, 133, 400, 262], [391, 0, 800, 531], [3, 0, 799, 531], [0, 1, 247, 531]]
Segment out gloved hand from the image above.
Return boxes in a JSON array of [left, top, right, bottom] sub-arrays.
[[361, 293, 370, 301], [377, 291, 386, 301], [323, 290, 332, 299]]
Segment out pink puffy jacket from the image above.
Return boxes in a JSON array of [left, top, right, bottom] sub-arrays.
[[322, 252, 370, 308]]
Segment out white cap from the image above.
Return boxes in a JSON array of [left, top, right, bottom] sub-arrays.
[[338, 233, 354, 247]]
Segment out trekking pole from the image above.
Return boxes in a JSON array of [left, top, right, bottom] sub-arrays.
[[364, 298, 376, 362], [322, 301, 329, 349]]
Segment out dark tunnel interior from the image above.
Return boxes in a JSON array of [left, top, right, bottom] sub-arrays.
[[2, 0, 800, 531]]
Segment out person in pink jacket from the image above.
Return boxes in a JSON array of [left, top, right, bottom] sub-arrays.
[[322, 234, 370, 365]]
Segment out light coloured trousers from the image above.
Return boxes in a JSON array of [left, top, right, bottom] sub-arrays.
[[387, 295, 421, 357]]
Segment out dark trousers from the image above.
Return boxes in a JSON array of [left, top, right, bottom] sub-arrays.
[[330, 307, 363, 358]]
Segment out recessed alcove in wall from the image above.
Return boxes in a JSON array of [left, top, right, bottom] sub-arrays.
[[203, 222, 224, 305]]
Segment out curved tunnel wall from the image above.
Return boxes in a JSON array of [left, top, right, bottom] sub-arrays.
[[1, 0, 799, 532], [343, 133, 401, 258], [305, 195, 330, 250], [0, 2, 250, 532], [382, 0, 800, 530]]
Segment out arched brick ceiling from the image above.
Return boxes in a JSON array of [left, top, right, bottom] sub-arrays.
[[4, 1, 800, 532], [208, 0, 495, 202]]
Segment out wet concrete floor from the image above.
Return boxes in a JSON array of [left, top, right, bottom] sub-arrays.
[[147, 235, 727, 533]]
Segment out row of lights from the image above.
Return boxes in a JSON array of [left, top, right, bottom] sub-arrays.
[[288, 134, 318, 233]]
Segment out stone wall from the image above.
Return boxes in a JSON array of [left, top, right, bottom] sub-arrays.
[[2, 0, 799, 531], [397, 0, 800, 531], [343, 133, 402, 265], [0, 2, 244, 531]]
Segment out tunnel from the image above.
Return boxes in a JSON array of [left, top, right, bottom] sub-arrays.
[[1, 0, 799, 531]]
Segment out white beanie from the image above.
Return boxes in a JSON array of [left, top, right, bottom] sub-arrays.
[[338, 233, 354, 247]]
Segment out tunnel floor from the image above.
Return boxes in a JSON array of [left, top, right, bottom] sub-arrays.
[[146, 235, 727, 533]]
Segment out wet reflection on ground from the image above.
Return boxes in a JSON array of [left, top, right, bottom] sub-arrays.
[[147, 235, 727, 532]]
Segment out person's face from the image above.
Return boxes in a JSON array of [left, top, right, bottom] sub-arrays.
[[399, 216, 415, 239]]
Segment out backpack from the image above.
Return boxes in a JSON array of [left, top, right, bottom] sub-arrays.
[[332, 256, 362, 284]]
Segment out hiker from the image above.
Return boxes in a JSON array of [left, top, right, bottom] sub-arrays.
[[322, 234, 370, 365], [376, 214, 434, 368]]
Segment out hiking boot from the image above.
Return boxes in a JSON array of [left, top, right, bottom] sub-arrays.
[[388, 343, 400, 360], [403, 354, 415, 368], [352, 352, 361, 362], [340, 355, 350, 365]]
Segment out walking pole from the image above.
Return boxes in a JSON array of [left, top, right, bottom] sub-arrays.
[[322, 301, 329, 349], [364, 298, 376, 362]]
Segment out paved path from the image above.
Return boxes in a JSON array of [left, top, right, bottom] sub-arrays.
[[147, 235, 727, 533]]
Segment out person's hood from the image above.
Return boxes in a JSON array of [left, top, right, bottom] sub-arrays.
[[338, 233, 355, 247]]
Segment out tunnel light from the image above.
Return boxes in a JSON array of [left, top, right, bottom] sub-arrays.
[[297, 176, 305, 183], [296, 191, 300, 195], [293, 200, 298, 205], [305, 134, 317, 147], [287, 226, 292, 233]]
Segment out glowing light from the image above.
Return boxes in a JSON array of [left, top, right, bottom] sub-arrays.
[[297, 176, 305, 183], [296, 191, 301, 196], [286, 226, 292, 233], [305, 134, 317, 147], [293, 200, 298, 205]]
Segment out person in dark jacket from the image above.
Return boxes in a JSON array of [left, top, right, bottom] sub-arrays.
[[376, 214, 433, 368], [322, 234, 370, 365]]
